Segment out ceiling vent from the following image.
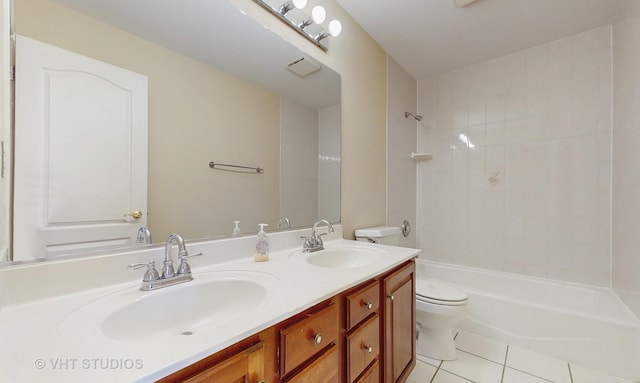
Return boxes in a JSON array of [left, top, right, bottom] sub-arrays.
[[453, 0, 479, 7], [286, 55, 321, 77]]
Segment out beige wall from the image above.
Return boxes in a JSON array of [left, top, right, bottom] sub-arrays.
[[14, 0, 281, 241], [234, 0, 388, 239]]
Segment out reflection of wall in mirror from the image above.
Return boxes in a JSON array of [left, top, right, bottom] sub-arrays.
[[318, 104, 341, 223], [14, 0, 281, 243]]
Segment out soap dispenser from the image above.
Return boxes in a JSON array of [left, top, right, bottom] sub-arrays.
[[232, 221, 242, 237], [254, 223, 270, 262]]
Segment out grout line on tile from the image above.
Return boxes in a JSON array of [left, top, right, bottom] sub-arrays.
[[567, 363, 573, 383], [428, 359, 444, 383], [455, 349, 504, 367], [433, 368, 476, 383], [500, 345, 509, 383], [506, 366, 555, 383]]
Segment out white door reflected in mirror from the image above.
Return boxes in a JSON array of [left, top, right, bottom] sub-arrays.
[[13, 35, 148, 261]]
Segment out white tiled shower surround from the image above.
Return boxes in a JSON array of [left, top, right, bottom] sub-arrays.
[[417, 26, 613, 287]]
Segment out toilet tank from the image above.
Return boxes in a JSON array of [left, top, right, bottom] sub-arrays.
[[354, 226, 401, 245]]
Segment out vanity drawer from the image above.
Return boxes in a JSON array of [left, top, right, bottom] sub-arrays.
[[280, 303, 339, 377], [286, 345, 339, 383], [346, 315, 380, 383], [354, 359, 379, 383], [346, 280, 380, 330]]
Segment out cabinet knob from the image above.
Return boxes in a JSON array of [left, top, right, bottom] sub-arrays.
[[258, 381, 266, 383], [387, 294, 395, 301], [362, 301, 373, 310], [363, 344, 373, 353], [313, 333, 322, 345]]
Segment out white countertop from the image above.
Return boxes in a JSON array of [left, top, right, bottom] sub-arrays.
[[0, 232, 419, 382]]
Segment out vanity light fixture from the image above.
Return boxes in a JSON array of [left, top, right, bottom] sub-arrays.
[[279, 0, 307, 16], [252, 0, 342, 51]]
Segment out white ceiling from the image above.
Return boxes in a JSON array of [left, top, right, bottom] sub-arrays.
[[48, 0, 340, 110], [336, 0, 625, 80]]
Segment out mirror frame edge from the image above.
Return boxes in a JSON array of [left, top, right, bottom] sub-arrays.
[[0, 0, 12, 262]]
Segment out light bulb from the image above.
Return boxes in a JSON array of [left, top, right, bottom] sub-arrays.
[[292, 0, 307, 9], [328, 19, 342, 37], [311, 5, 326, 24]]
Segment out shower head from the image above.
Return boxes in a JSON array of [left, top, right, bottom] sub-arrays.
[[405, 112, 423, 122]]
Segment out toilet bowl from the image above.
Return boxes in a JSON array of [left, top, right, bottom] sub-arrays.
[[415, 278, 468, 361]]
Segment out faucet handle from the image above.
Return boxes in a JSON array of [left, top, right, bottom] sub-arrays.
[[128, 260, 160, 282], [299, 235, 312, 250], [317, 232, 328, 247], [177, 252, 203, 275]]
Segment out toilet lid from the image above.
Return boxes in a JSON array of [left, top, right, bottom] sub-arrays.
[[416, 279, 468, 303]]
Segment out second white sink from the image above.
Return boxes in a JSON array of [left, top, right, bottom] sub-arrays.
[[303, 247, 385, 268]]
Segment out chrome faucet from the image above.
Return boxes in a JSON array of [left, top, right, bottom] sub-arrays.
[[128, 233, 202, 291], [135, 227, 152, 244], [301, 219, 335, 253], [276, 216, 291, 229]]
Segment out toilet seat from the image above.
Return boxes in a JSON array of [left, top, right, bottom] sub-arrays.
[[416, 279, 468, 306]]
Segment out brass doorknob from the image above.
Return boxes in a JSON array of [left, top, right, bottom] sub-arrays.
[[125, 210, 143, 219]]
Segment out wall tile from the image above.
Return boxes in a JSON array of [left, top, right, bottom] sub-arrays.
[[417, 25, 613, 287]]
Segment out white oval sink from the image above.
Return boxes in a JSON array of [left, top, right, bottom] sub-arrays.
[[58, 271, 279, 341], [304, 247, 385, 268]]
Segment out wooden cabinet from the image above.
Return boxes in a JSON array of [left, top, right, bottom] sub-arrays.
[[285, 345, 339, 383], [343, 279, 381, 383], [181, 341, 265, 383], [158, 327, 276, 383], [160, 259, 416, 383], [383, 261, 416, 383], [354, 359, 379, 383], [279, 302, 339, 380], [346, 315, 380, 382], [345, 280, 380, 330]]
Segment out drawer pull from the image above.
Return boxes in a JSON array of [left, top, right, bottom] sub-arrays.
[[387, 294, 395, 301], [258, 381, 266, 383], [313, 333, 323, 345], [363, 344, 373, 353], [362, 301, 373, 310]]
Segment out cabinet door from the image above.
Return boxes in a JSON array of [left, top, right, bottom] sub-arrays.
[[383, 261, 416, 383], [182, 341, 265, 383]]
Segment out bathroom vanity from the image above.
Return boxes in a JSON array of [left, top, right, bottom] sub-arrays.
[[158, 260, 415, 383], [0, 226, 419, 383]]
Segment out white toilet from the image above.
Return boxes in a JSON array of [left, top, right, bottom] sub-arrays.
[[415, 278, 468, 360], [355, 225, 469, 361]]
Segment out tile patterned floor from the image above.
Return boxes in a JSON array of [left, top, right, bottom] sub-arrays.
[[406, 331, 633, 383]]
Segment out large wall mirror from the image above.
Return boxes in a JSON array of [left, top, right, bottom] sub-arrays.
[[3, 0, 341, 264]]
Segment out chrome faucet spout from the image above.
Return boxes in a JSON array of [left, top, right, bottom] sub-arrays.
[[311, 219, 334, 237], [301, 219, 335, 253], [136, 227, 152, 244], [276, 216, 291, 229], [129, 233, 201, 291], [163, 233, 185, 278]]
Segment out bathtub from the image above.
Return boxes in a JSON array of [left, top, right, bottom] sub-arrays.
[[415, 259, 640, 382]]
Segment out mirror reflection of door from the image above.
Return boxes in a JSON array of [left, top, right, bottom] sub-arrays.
[[13, 35, 148, 261]]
